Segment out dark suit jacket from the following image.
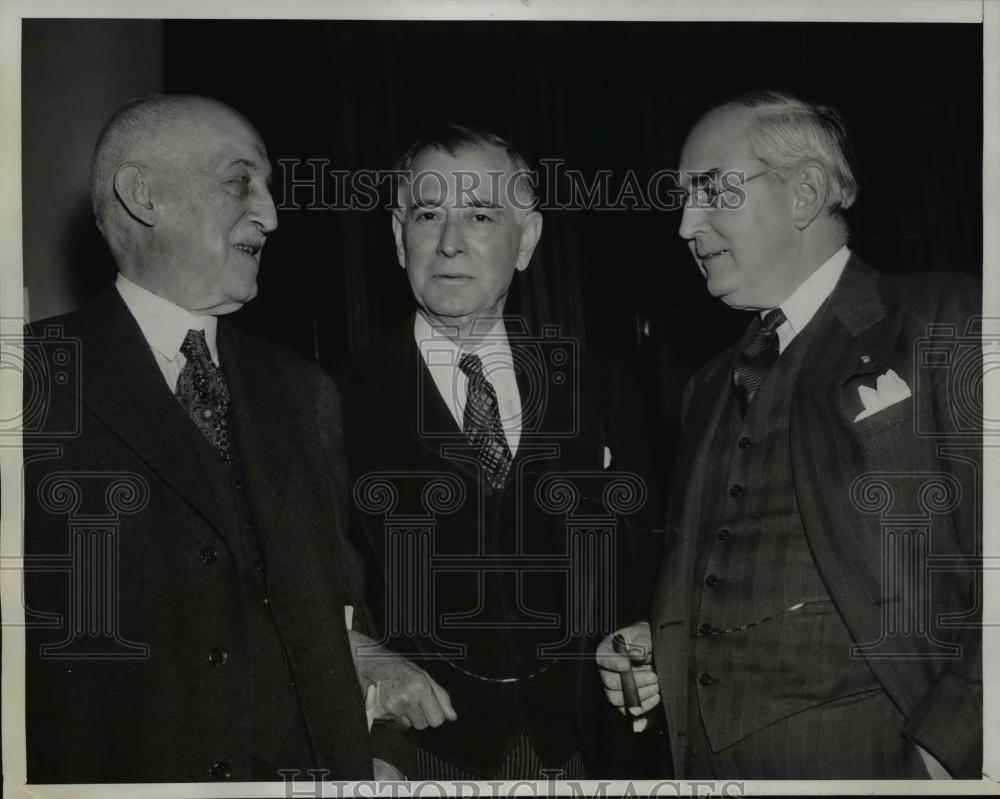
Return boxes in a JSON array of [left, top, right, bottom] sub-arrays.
[[651, 256, 982, 778], [24, 285, 406, 782], [338, 316, 664, 776]]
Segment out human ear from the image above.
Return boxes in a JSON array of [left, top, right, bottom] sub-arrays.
[[112, 164, 156, 227], [792, 163, 828, 230], [391, 208, 407, 270], [515, 211, 543, 272]]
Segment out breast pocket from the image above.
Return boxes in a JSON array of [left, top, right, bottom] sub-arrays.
[[852, 396, 913, 439]]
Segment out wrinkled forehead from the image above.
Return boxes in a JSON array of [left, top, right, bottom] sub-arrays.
[[401, 144, 524, 208], [157, 102, 270, 177]]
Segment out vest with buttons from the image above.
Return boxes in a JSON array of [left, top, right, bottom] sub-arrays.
[[689, 319, 881, 752], [190, 422, 311, 769], [406, 448, 585, 775]]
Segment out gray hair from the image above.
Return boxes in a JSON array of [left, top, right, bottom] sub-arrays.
[[732, 90, 858, 213], [394, 123, 537, 212]]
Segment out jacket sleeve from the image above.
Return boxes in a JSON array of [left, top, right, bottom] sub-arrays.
[[901, 278, 982, 778], [317, 369, 418, 778]]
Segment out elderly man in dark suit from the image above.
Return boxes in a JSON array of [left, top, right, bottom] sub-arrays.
[[597, 90, 981, 780], [339, 125, 663, 780], [24, 94, 409, 783]]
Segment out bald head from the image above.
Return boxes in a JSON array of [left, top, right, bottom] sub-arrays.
[[91, 94, 247, 234], [89, 94, 277, 315]]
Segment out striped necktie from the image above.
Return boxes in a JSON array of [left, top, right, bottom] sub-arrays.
[[732, 308, 786, 415], [459, 352, 513, 491]]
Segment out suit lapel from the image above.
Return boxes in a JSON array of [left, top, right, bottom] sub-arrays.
[[790, 255, 910, 664], [76, 288, 226, 534], [217, 323, 297, 541], [794, 255, 899, 424]]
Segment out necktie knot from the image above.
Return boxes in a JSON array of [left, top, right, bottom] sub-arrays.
[[458, 352, 484, 380], [732, 308, 787, 414], [180, 328, 213, 365], [745, 308, 786, 358]]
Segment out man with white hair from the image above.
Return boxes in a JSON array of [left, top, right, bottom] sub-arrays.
[[24, 94, 409, 783], [597, 90, 981, 779]]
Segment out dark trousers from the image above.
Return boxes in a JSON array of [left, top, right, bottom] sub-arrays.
[[417, 727, 586, 781], [685, 687, 930, 779]]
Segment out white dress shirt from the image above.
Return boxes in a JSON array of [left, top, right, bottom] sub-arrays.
[[770, 244, 850, 353], [115, 273, 219, 392], [414, 312, 522, 456]]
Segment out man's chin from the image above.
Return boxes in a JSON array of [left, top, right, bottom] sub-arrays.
[[208, 287, 256, 316]]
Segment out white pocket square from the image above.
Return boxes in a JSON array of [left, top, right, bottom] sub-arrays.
[[854, 369, 912, 422]]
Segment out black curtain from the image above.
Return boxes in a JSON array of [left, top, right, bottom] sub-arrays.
[[162, 20, 982, 483]]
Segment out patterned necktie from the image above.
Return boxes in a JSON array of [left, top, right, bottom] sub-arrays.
[[176, 328, 231, 463], [732, 308, 786, 415], [459, 352, 513, 491]]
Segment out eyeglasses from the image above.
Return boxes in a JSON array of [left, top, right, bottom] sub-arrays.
[[684, 166, 780, 211]]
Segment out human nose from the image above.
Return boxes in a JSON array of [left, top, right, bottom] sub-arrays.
[[436, 213, 466, 257], [678, 201, 708, 242], [250, 185, 278, 235]]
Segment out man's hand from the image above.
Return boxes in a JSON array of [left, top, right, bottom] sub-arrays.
[[348, 630, 458, 729], [596, 622, 660, 731]]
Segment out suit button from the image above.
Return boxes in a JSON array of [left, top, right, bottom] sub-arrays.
[[717, 528, 731, 542], [208, 647, 228, 667], [698, 672, 715, 686], [253, 558, 265, 572], [705, 574, 720, 588], [246, 521, 255, 534], [262, 596, 270, 606], [698, 622, 713, 636], [737, 437, 752, 450], [729, 484, 745, 497], [234, 480, 243, 491], [210, 760, 232, 780], [199, 546, 217, 563]]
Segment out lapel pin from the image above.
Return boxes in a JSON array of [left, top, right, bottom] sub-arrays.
[[860, 354, 871, 364]]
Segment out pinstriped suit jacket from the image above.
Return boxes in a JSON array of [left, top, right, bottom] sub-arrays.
[[651, 256, 981, 778]]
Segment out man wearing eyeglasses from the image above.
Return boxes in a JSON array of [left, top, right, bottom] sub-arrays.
[[597, 90, 981, 780]]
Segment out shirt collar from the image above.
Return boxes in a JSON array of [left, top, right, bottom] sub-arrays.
[[413, 312, 512, 370], [768, 244, 850, 352], [116, 273, 219, 364]]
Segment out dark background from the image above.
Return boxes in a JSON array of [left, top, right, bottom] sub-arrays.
[[23, 19, 983, 484]]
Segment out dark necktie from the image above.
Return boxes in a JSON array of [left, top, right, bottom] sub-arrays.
[[459, 352, 513, 491], [732, 308, 786, 414], [176, 328, 231, 463]]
